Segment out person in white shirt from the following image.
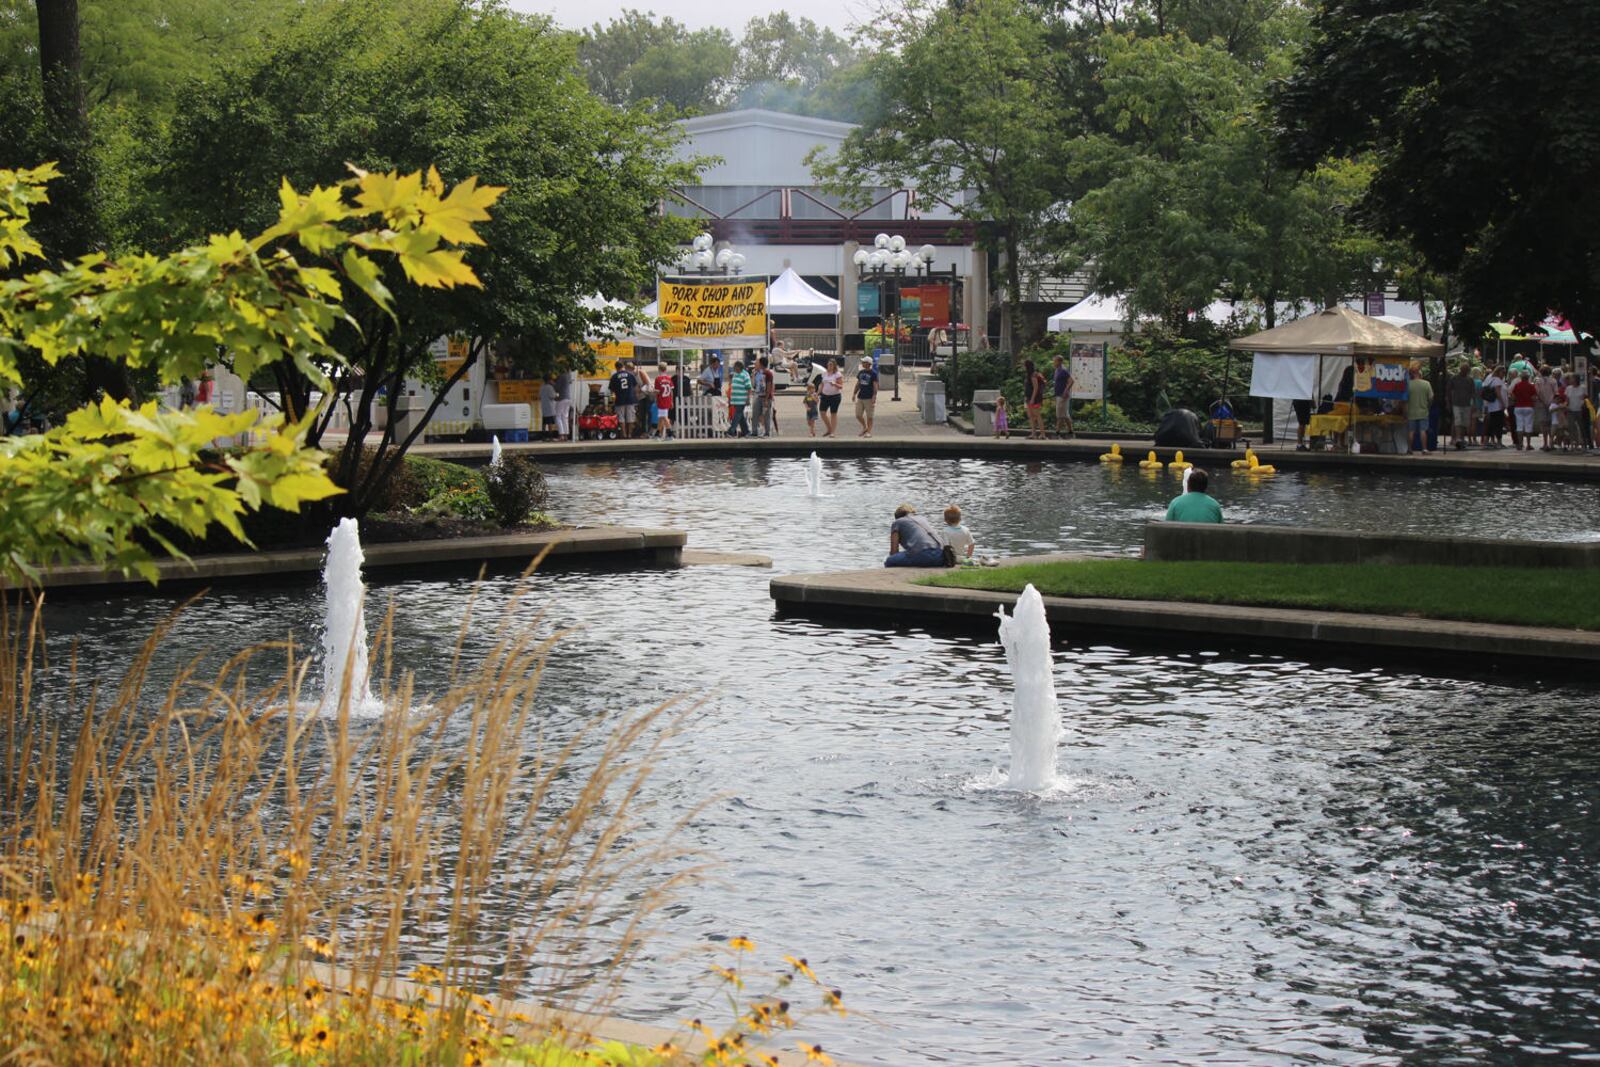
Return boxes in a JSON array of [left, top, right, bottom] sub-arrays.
[[942, 505, 976, 560]]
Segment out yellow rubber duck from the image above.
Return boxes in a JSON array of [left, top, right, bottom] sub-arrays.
[[1137, 450, 1163, 470], [1245, 454, 1276, 476], [1099, 443, 1124, 464], [1168, 449, 1192, 472], [1230, 448, 1257, 470]]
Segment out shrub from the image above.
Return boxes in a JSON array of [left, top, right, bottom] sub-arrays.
[[935, 350, 1014, 410], [405, 456, 494, 523], [486, 455, 551, 528]]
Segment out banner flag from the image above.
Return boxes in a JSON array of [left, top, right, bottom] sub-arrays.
[[657, 280, 769, 349]]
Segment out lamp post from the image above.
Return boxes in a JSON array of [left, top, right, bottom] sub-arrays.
[[852, 233, 960, 403], [674, 231, 746, 277]]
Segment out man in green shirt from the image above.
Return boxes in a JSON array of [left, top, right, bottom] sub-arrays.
[[1406, 366, 1434, 453], [1164, 467, 1223, 523]]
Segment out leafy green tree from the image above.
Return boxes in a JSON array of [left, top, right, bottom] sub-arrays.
[[1275, 0, 1600, 339], [150, 0, 696, 516], [578, 8, 734, 114], [0, 162, 501, 582], [812, 0, 1074, 353]]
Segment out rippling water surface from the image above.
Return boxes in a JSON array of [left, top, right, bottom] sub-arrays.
[[37, 458, 1600, 1065]]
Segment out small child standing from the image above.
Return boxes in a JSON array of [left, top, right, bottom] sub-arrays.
[[804, 382, 820, 437], [994, 395, 1010, 438], [942, 505, 976, 561]]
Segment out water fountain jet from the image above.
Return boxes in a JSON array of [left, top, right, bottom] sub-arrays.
[[321, 517, 372, 712], [805, 451, 824, 498], [490, 435, 503, 469], [995, 584, 1063, 791]]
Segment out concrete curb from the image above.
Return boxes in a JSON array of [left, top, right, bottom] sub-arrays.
[[417, 436, 1600, 483], [12, 527, 686, 596], [769, 556, 1600, 668]]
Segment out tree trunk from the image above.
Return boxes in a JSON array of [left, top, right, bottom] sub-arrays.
[[1000, 229, 1023, 357], [35, 1, 135, 402]]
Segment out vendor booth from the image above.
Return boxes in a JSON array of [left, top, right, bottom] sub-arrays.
[[1237, 307, 1444, 454]]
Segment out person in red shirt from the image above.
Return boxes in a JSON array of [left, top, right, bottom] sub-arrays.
[[1509, 370, 1538, 450], [653, 363, 675, 440]]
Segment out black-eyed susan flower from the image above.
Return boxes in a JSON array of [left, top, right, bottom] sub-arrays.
[[799, 1042, 834, 1065], [823, 989, 847, 1016], [302, 935, 334, 958], [727, 936, 756, 952], [709, 964, 744, 988], [782, 955, 817, 982]]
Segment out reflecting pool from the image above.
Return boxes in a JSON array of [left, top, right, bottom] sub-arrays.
[[35, 458, 1600, 1065]]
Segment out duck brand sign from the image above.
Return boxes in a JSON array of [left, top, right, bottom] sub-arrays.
[[1352, 357, 1409, 398]]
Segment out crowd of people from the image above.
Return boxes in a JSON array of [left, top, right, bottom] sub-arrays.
[[1440, 357, 1596, 453]]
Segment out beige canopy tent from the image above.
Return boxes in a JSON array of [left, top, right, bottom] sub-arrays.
[[1231, 306, 1443, 358], [1236, 307, 1444, 453]]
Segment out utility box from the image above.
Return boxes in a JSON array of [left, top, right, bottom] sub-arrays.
[[393, 393, 429, 442], [921, 380, 946, 424], [972, 389, 999, 437]]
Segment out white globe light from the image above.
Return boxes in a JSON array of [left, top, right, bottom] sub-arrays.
[[695, 249, 714, 268], [715, 248, 733, 267], [892, 250, 911, 269], [852, 248, 870, 266], [693, 233, 713, 252], [728, 253, 746, 271], [889, 235, 906, 252], [918, 244, 936, 262], [874, 233, 891, 249], [868, 250, 888, 269]]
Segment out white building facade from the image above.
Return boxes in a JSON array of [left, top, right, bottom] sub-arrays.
[[665, 109, 987, 349]]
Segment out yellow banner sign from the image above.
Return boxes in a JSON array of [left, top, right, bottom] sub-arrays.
[[589, 340, 634, 376], [657, 281, 768, 346]]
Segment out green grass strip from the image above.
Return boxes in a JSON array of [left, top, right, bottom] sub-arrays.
[[921, 560, 1600, 631]]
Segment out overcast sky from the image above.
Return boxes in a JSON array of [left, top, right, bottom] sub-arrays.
[[505, 0, 868, 35]]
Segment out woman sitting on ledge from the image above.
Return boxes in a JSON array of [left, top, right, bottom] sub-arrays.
[[1164, 467, 1224, 524], [885, 505, 947, 567]]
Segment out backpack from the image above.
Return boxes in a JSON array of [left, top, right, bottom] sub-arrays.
[[941, 544, 959, 567], [1481, 382, 1498, 402]]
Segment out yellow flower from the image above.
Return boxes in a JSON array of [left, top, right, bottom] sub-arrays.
[[782, 955, 817, 982], [245, 911, 275, 936], [823, 989, 847, 1016], [652, 1041, 680, 1056], [799, 1042, 834, 1065], [299, 976, 325, 1005], [684, 1017, 714, 1038], [709, 964, 744, 988], [727, 936, 756, 953], [756, 1056, 781, 1067], [409, 964, 444, 985], [302, 935, 335, 958]]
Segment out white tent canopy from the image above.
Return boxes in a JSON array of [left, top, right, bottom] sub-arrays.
[[1047, 294, 1244, 334], [1047, 294, 1132, 334], [767, 268, 840, 316], [582, 295, 660, 344]]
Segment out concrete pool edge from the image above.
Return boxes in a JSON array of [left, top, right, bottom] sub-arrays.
[[769, 556, 1600, 668], [10, 526, 687, 596]]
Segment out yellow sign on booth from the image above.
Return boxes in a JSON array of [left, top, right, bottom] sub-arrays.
[[496, 380, 540, 405], [588, 340, 634, 375], [656, 280, 768, 347]]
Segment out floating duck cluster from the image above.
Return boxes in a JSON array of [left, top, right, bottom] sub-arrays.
[[1099, 443, 1124, 463]]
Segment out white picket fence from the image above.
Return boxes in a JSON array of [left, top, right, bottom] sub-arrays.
[[673, 392, 727, 439]]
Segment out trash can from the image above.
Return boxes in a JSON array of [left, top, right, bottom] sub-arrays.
[[917, 376, 941, 412], [921, 380, 946, 424], [972, 389, 999, 437], [877, 354, 897, 393]]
